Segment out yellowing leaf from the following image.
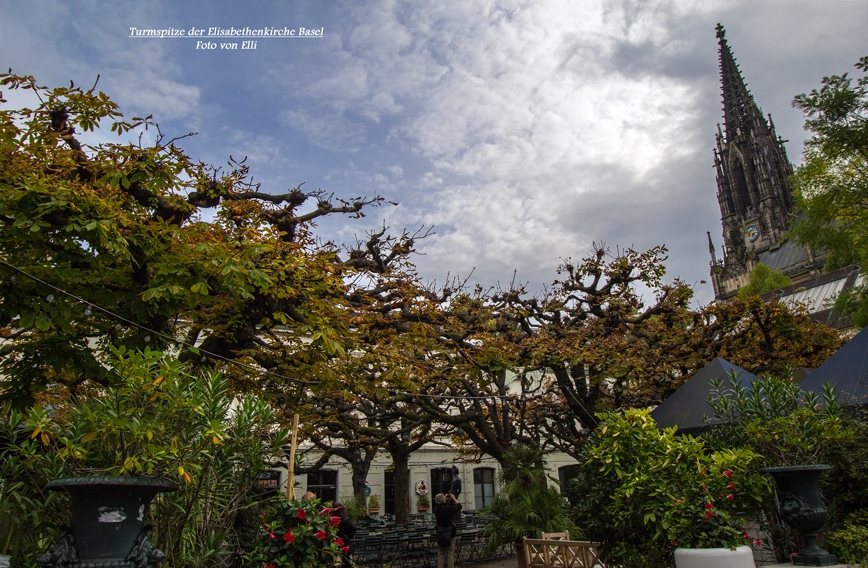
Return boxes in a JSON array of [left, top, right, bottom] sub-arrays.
[[81, 432, 97, 443]]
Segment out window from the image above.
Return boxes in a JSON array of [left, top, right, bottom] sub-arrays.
[[430, 467, 454, 498], [306, 470, 337, 503], [473, 468, 495, 509]]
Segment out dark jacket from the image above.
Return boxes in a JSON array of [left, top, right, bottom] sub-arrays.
[[338, 517, 356, 554], [433, 499, 462, 535]]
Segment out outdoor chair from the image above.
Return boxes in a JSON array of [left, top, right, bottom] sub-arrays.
[[541, 531, 570, 540]]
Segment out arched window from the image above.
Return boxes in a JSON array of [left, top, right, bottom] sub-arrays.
[[473, 468, 495, 509]]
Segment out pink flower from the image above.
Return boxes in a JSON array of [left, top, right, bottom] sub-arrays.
[[316, 530, 327, 540], [330, 516, 341, 526], [723, 470, 733, 477], [341, 546, 350, 553], [726, 494, 734, 499], [675, 499, 683, 503], [334, 538, 344, 547], [284, 531, 295, 543], [269, 532, 275, 539], [727, 483, 736, 489], [320, 507, 333, 516], [671, 541, 678, 546], [744, 535, 751, 539], [754, 539, 762, 546], [298, 508, 306, 520]]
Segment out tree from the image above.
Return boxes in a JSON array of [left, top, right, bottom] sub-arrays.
[[790, 56, 868, 327], [737, 263, 791, 298], [0, 72, 419, 406]]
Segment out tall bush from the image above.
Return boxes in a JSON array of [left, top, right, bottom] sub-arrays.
[[704, 372, 867, 561], [568, 410, 767, 568], [0, 347, 289, 567]]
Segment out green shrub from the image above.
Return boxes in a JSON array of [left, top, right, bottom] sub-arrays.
[[568, 410, 768, 568], [0, 347, 289, 567], [826, 514, 868, 566], [245, 496, 346, 568], [482, 444, 575, 557]]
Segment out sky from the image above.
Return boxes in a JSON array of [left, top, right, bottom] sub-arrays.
[[2, 0, 866, 306]]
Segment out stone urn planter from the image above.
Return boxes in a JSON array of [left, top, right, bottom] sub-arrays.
[[36, 475, 178, 568], [674, 546, 755, 568], [761, 465, 837, 566]]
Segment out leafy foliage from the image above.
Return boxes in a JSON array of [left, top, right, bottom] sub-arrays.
[[826, 511, 868, 566], [569, 410, 767, 567], [482, 444, 575, 556], [246, 497, 346, 568], [0, 347, 289, 567], [737, 263, 791, 299], [790, 55, 868, 327]]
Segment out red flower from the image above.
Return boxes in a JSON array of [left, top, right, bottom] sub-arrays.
[[330, 516, 341, 526], [754, 539, 762, 546], [265, 564, 275, 568], [726, 494, 734, 499], [704, 503, 713, 509], [671, 541, 678, 546], [320, 507, 333, 516], [727, 483, 736, 489], [269, 532, 275, 539], [334, 538, 344, 547], [341, 546, 350, 553], [298, 508, 306, 520], [284, 530, 295, 543], [723, 470, 733, 477], [316, 530, 327, 540]]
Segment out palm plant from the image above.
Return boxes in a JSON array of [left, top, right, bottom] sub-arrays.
[[482, 444, 576, 567]]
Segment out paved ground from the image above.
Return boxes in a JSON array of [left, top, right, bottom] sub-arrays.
[[464, 556, 518, 568]]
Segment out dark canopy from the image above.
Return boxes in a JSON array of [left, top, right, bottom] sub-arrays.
[[650, 357, 758, 435], [800, 326, 868, 406]]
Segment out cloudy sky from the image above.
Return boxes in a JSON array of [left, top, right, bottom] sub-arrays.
[[3, 0, 866, 305]]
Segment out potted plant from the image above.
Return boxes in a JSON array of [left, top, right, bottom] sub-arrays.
[[368, 494, 381, 515], [416, 493, 430, 512]]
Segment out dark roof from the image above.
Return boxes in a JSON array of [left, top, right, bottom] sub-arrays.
[[757, 239, 809, 272], [650, 358, 758, 434], [800, 326, 868, 406]]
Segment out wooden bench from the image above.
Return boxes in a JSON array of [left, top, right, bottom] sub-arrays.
[[523, 537, 606, 568]]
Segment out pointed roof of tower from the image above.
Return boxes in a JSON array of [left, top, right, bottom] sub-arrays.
[[716, 24, 762, 141]]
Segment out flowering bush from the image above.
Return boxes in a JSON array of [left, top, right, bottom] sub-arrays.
[[662, 463, 767, 549], [246, 496, 347, 568], [573, 409, 769, 565]]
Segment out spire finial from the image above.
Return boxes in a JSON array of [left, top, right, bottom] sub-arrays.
[[716, 23, 725, 41]]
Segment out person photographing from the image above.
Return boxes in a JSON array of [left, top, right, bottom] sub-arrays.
[[433, 492, 462, 568]]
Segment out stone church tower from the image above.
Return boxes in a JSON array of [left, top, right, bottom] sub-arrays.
[[708, 24, 824, 301]]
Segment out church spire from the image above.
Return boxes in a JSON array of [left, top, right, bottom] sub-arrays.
[[716, 24, 763, 141]]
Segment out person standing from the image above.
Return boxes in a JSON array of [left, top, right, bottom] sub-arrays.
[[433, 492, 462, 568], [333, 503, 356, 568]]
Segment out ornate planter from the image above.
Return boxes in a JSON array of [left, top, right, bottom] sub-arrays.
[[37, 475, 178, 568], [674, 546, 755, 568], [761, 465, 837, 566]]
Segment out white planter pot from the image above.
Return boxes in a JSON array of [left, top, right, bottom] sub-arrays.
[[674, 546, 755, 568], [0, 554, 10, 568]]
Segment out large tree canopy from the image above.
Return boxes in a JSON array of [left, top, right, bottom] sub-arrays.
[[791, 55, 868, 327], [0, 72, 418, 406]]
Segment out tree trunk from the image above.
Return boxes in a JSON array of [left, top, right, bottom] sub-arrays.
[[393, 451, 410, 524]]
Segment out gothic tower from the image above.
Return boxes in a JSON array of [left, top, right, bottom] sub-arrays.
[[709, 24, 801, 300]]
